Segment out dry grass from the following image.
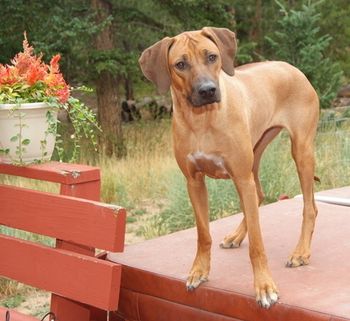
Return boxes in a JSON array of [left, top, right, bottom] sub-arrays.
[[99, 119, 178, 206], [95, 111, 350, 240]]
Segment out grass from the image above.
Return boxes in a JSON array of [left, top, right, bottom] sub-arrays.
[[1, 293, 25, 309], [96, 109, 350, 239], [0, 109, 349, 304], [99, 119, 174, 206]]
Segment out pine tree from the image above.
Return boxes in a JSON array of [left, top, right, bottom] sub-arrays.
[[265, 1, 343, 108]]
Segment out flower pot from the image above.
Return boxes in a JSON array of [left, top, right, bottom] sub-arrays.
[[0, 102, 57, 164]]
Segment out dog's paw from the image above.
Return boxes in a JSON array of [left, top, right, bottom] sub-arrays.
[[254, 273, 279, 309], [256, 289, 279, 309], [286, 255, 310, 268], [186, 271, 208, 291], [219, 239, 241, 249], [219, 233, 244, 249]]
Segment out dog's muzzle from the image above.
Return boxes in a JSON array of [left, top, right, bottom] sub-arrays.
[[189, 80, 221, 107]]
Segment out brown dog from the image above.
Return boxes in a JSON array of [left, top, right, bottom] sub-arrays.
[[139, 27, 319, 308]]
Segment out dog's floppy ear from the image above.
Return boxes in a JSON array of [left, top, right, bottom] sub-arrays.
[[202, 27, 237, 76], [139, 37, 174, 95]]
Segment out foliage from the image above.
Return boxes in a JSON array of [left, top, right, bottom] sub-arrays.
[[0, 0, 348, 100], [236, 40, 258, 64], [100, 0, 236, 98], [0, 0, 347, 151], [318, 0, 350, 79], [265, 1, 343, 108]]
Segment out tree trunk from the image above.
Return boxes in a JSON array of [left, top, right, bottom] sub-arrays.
[[91, 0, 125, 158], [249, 0, 262, 46], [124, 76, 134, 100], [122, 40, 134, 101]]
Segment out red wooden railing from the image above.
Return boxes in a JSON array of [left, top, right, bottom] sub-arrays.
[[0, 162, 126, 321]]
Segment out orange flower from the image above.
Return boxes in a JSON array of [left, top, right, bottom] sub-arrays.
[[0, 32, 70, 103], [49, 54, 61, 74], [55, 86, 70, 103], [26, 62, 47, 85], [44, 54, 70, 103], [0, 65, 19, 85], [11, 32, 41, 77]]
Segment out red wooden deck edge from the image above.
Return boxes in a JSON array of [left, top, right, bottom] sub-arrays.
[[116, 287, 345, 321]]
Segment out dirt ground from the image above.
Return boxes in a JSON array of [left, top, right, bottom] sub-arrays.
[[15, 290, 50, 318]]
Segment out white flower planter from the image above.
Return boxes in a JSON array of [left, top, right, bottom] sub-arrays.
[[0, 102, 57, 164]]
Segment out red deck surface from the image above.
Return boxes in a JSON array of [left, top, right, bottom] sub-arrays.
[[108, 187, 350, 321]]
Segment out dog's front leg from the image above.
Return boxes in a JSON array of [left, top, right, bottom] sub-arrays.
[[186, 173, 212, 291], [235, 174, 279, 308]]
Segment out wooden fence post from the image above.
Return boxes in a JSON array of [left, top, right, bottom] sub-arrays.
[[51, 179, 101, 321]]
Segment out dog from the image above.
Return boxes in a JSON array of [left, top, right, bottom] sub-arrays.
[[139, 27, 319, 309]]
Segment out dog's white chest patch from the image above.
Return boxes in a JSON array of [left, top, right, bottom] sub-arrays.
[[187, 151, 230, 179]]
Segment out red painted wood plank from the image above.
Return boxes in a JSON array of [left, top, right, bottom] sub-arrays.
[[50, 295, 91, 321], [0, 235, 121, 311], [0, 162, 100, 185], [0, 308, 39, 321], [0, 184, 126, 252], [60, 180, 101, 202]]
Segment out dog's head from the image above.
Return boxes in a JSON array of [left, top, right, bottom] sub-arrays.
[[139, 27, 237, 107]]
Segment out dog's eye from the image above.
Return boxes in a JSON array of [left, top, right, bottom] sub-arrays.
[[175, 61, 186, 70], [208, 54, 217, 63]]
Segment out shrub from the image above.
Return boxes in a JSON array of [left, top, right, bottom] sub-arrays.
[[265, 1, 343, 108]]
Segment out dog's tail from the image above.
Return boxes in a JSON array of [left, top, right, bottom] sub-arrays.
[[314, 176, 321, 183]]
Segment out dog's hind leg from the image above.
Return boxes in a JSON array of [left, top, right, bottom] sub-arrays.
[[252, 127, 283, 205], [220, 217, 247, 249], [220, 127, 282, 249], [286, 128, 318, 267]]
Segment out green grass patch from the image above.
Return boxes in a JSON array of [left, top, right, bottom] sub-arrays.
[[1, 294, 25, 308]]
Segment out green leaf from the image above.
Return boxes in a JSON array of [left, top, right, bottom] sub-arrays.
[[0, 148, 10, 155], [22, 139, 31, 145], [10, 135, 18, 142]]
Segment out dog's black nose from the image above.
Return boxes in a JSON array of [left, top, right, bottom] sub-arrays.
[[190, 79, 220, 107], [198, 82, 217, 99]]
